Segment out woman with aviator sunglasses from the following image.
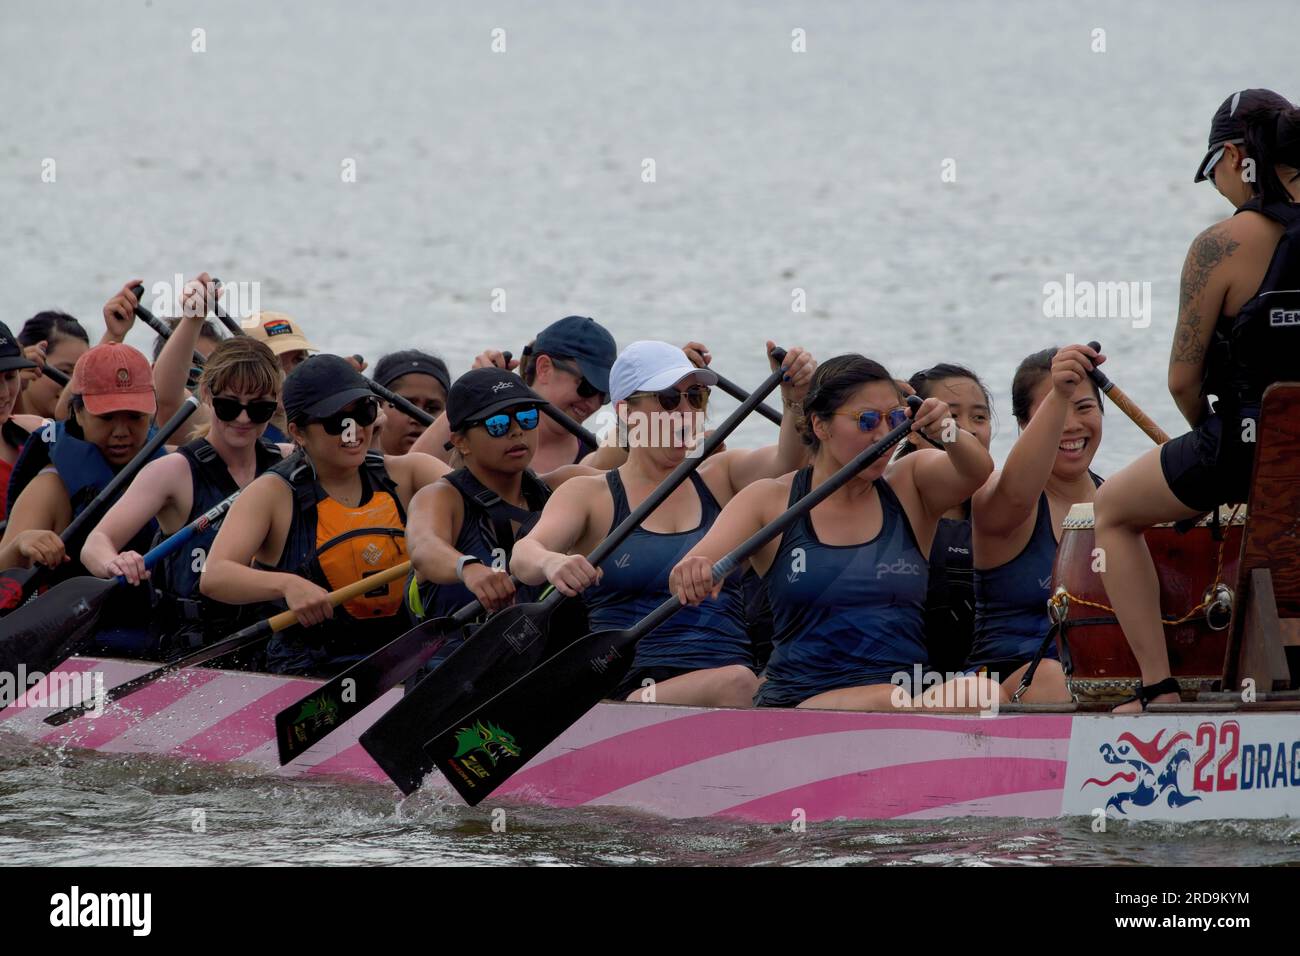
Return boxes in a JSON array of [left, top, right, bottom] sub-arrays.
[[405, 368, 599, 673], [411, 315, 617, 472], [201, 354, 450, 676], [81, 336, 293, 654], [511, 340, 816, 709], [669, 354, 993, 711]]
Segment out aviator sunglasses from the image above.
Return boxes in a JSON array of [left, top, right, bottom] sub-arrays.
[[470, 406, 540, 437], [310, 397, 380, 435], [212, 396, 279, 424], [548, 359, 605, 401], [830, 407, 911, 432], [629, 384, 711, 412]]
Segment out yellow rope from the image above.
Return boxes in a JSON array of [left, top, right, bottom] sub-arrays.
[[1049, 505, 1242, 626]]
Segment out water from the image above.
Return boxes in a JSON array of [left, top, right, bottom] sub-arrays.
[[3, 0, 1297, 864], [3, 738, 1298, 866]]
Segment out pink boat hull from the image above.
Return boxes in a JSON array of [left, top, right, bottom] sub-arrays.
[[3, 658, 1298, 823]]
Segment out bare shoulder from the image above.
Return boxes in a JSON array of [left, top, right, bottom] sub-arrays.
[[10, 414, 46, 433], [540, 463, 599, 488], [388, 450, 451, 486]]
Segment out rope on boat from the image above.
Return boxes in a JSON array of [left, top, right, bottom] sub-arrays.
[[1047, 503, 1242, 628]]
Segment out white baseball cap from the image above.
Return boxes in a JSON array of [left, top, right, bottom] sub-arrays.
[[609, 341, 718, 403]]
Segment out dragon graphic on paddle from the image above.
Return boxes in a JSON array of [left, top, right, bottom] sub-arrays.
[[453, 720, 521, 766]]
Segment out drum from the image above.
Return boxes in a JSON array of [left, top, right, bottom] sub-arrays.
[[1050, 502, 1246, 702]]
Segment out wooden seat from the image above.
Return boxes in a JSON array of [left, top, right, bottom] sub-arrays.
[[1223, 382, 1300, 694]]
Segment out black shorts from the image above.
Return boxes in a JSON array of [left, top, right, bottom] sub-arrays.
[[1159, 413, 1255, 512]]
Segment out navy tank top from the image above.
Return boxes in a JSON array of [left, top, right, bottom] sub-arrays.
[[583, 469, 751, 671], [968, 474, 1102, 669], [757, 468, 929, 707]]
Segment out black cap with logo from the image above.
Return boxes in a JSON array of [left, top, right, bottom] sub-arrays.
[[446, 368, 548, 432], [283, 354, 376, 422], [1194, 88, 1294, 183], [0, 321, 37, 373]]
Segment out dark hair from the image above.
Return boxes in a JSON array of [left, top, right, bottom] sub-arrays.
[[798, 353, 900, 451], [1241, 106, 1300, 206], [18, 311, 89, 349], [373, 349, 450, 392], [1010, 347, 1102, 428], [896, 362, 993, 458], [152, 318, 222, 361]]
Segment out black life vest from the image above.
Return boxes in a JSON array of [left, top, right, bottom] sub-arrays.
[[150, 437, 284, 650], [406, 467, 551, 621], [1208, 198, 1300, 413]]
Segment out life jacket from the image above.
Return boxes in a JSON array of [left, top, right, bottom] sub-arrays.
[[268, 449, 408, 621], [150, 437, 283, 650], [406, 466, 551, 621], [5, 419, 165, 559], [1207, 198, 1300, 414]]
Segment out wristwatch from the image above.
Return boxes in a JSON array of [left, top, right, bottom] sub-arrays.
[[455, 554, 483, 582]]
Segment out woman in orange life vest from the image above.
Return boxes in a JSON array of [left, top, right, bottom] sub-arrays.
[[0, 321, 47, 523], [80, 334, 292, 653], [1094, 90, 1300, 711], [200, 354, 451, 676]]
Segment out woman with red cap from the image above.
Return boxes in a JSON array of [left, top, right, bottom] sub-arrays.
[[0, 341, 168, 654], [1094, 89, 1300, 711]]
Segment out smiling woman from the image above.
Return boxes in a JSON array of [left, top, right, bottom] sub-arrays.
[[199, 354, 451, 676]]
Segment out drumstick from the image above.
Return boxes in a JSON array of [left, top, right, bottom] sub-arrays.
[[1086, 341, 1170, 445]]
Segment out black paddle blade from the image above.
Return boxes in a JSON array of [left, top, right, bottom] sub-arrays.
[[0, 565, 41, 618], [359, 596, 588, 795], [275, 615, 458, 765], [428, 626, 633, 806], [0, 575, 116, 685]]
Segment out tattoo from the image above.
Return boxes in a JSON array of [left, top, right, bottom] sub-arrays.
[[1172, 226, 1239, 365]]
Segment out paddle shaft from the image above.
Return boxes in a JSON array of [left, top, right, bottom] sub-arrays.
[[129, 285, 208, 367], [422, 396, 924, 802], [208, 279, 247, 337], [713, 372, 783, 426], [60, 395, 202, 549], [45, 560, 414, 723], [1086, 341, 1169, 445]]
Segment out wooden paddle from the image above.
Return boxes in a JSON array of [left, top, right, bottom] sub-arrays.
[[382, 395, 924, 801], [42, 560, 413, 726], [0, 487, 240, 701], [356, 349, 794, 790], [275, 348, 789, 766], [1086, 341, 1169, 445], [0, 396, 201, 617]]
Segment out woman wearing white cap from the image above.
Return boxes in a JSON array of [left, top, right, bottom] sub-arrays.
[[511, 340, 815, 707]]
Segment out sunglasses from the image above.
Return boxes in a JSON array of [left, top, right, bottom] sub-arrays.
[[549, 359, 605, 401], [470, 407, 540, 438], [311, 397, 380, 435], [629, 385, 710, 412], [212, 396, 279, 424], [830, 407, 910, 432]]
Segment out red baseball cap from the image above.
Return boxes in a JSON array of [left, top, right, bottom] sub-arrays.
[[71, 343, 157, 416]]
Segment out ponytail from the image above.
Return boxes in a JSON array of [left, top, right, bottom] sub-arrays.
[[1242, 106, 1300, 205]]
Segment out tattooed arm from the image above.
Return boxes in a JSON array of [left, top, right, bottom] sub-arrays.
[[1168, 223, 1238, 427]]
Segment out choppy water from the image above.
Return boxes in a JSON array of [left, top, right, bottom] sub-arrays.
[[3, 736, 1299, 866], [3, 0, 1297, 863]]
